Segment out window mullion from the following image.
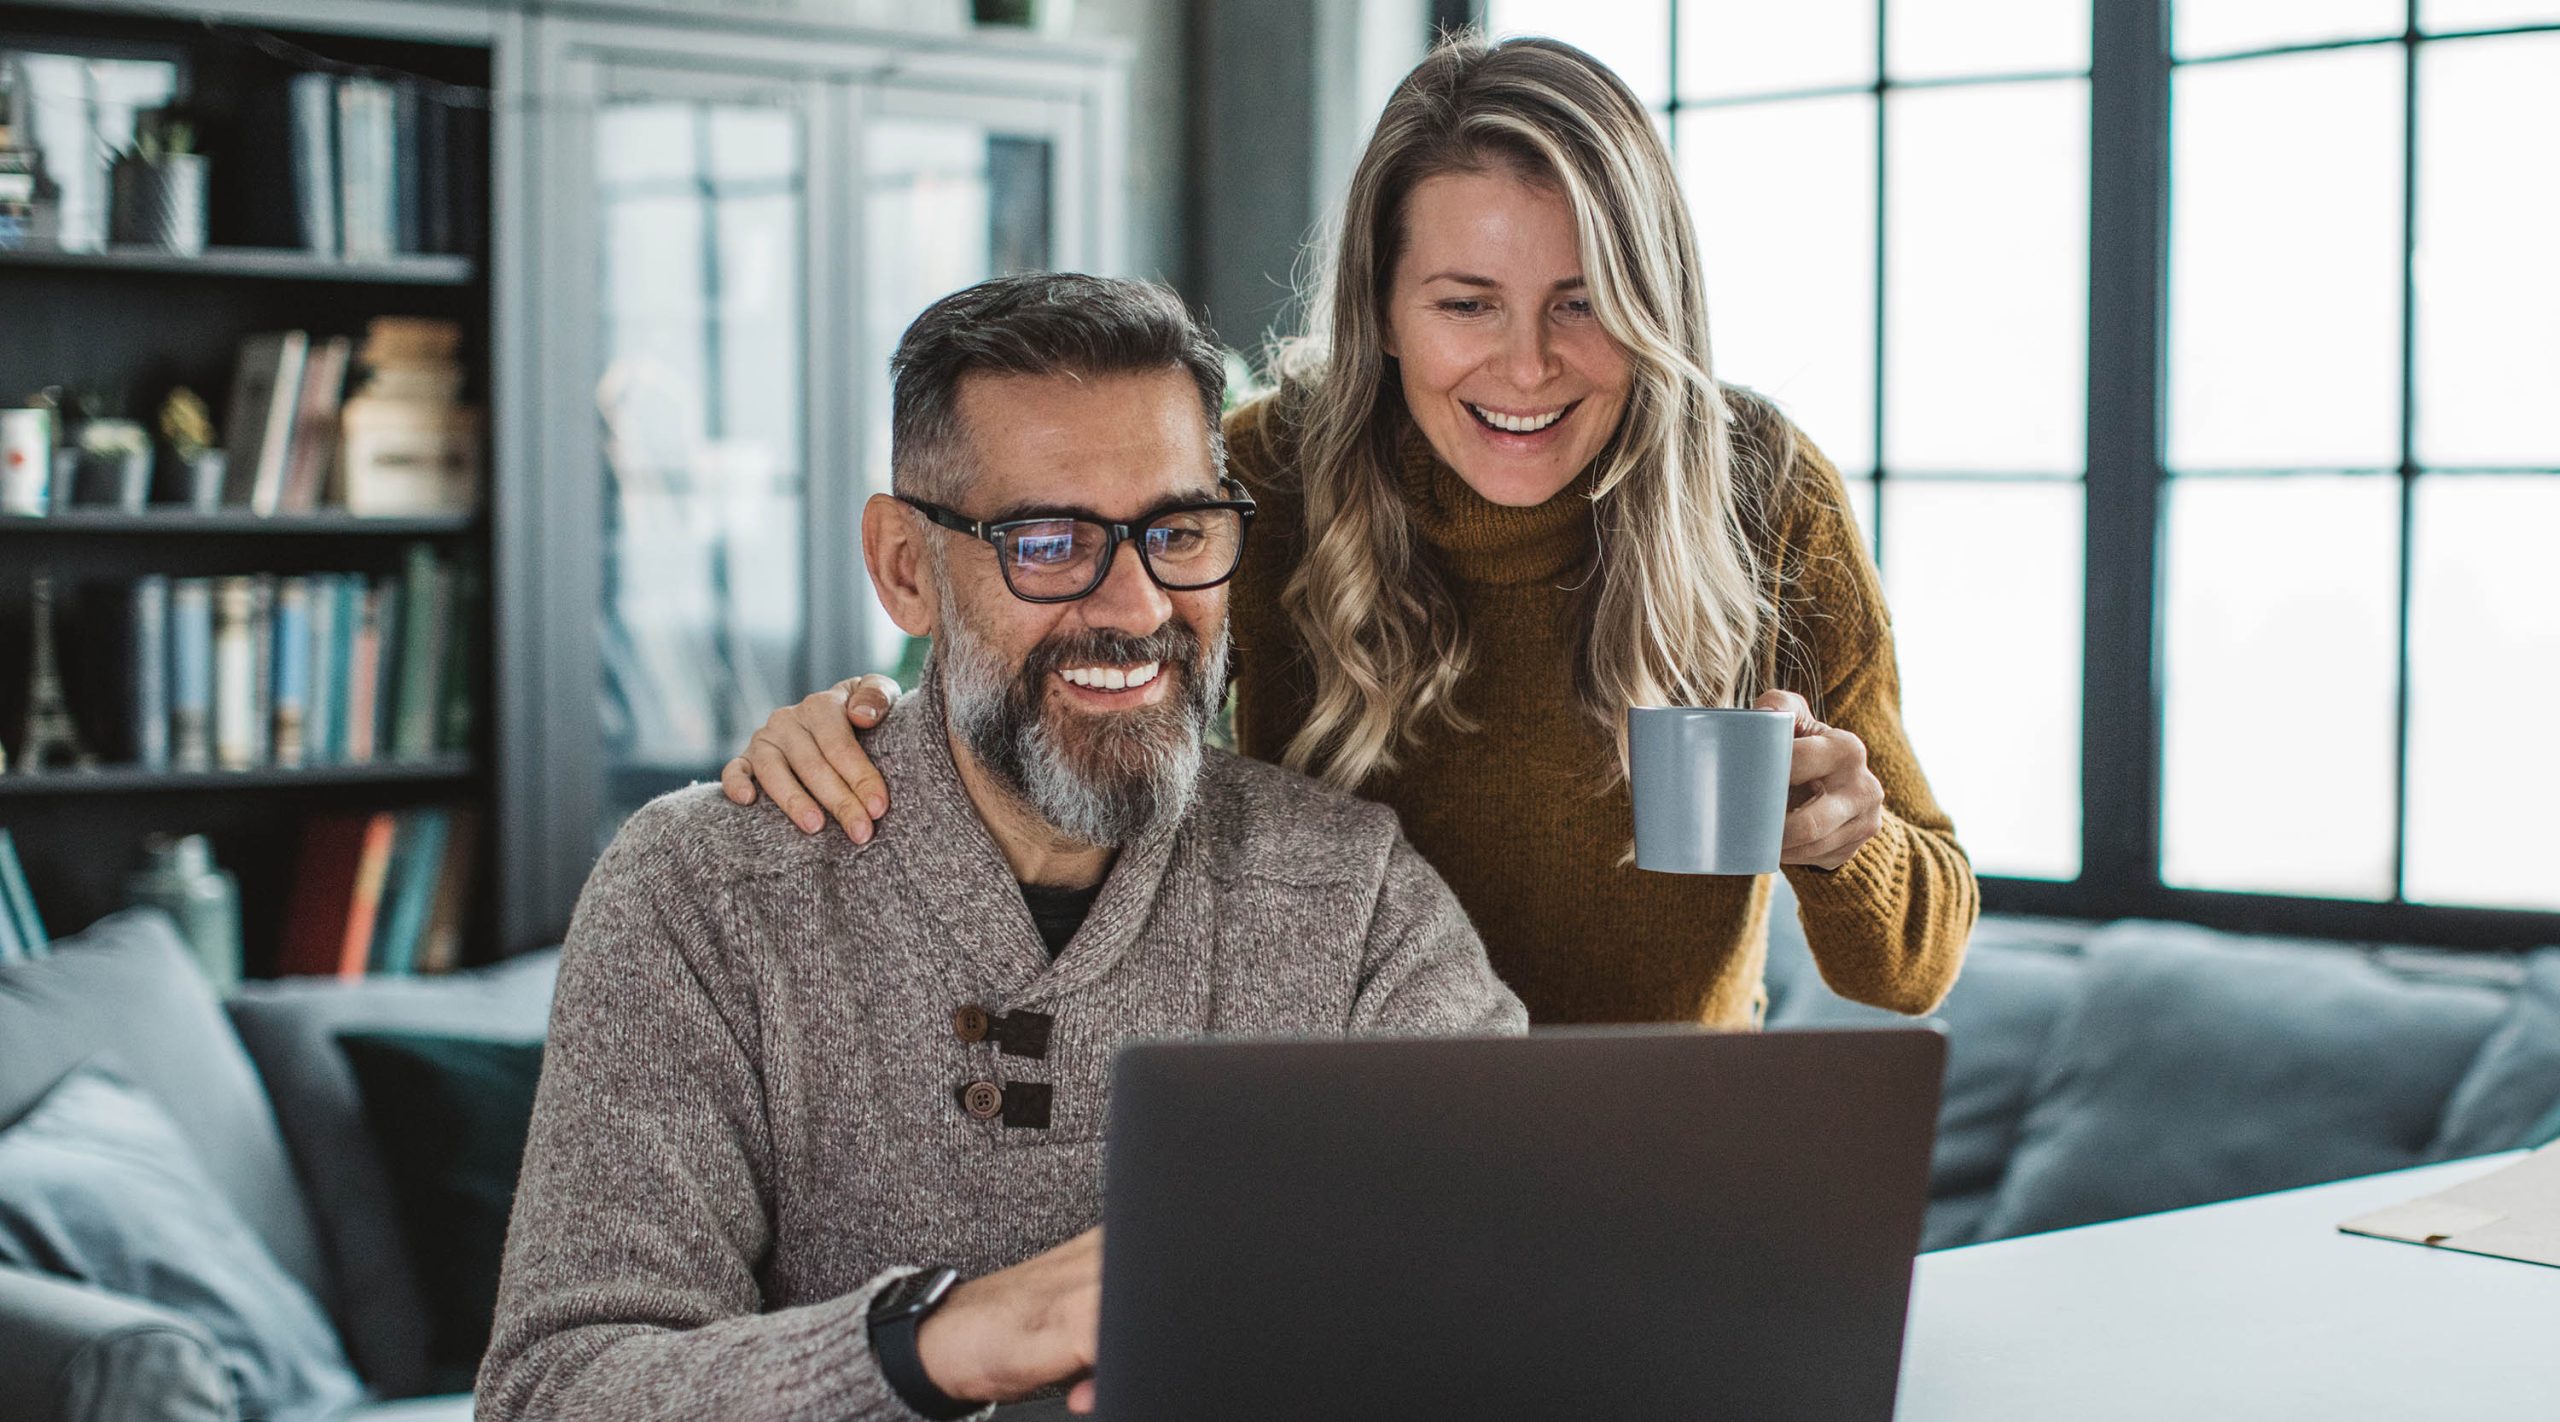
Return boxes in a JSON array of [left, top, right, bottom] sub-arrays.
[[2080, 0, 2170, 907]]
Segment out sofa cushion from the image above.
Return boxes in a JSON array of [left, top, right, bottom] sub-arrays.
[[1981, 921, 2509, 1240], [0, 1263, 236, 1422], [0, 910, 328, 1302], [339, 1031, 545, 1394], [227, 950, 557, 1398], [2429, 948, 2560, 1159], [0, 1064, 365, 1422]]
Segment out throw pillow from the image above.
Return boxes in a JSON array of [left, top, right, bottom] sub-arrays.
[[2428, 949, 2560, 1159], [338, 1030, 544, 1394], [0, 1063, 366, 1422], [1979, 921, 2508, 1241]]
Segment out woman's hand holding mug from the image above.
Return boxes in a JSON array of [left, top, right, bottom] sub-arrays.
[[1751, 689, 1886, 871]]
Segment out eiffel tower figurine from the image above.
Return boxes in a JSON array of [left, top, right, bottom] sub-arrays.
[[17, 572, 95, 774]]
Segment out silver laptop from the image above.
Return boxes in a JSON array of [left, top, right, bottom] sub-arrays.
[[1076, 1025, 1946, 1422]]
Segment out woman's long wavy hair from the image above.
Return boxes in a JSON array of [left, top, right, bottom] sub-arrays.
[[1273, 32, 1790, 792]]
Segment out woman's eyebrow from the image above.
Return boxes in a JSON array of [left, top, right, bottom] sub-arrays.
[[1419, 271, 1588, 292]]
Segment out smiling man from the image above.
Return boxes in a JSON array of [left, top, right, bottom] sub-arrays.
[[476, 273, 1524, 1422]]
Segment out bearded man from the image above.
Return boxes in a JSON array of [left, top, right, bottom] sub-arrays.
[[476, 273, 1524, 1422]]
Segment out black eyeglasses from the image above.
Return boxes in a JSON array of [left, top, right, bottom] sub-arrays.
[[899, 480, 1258, 604]]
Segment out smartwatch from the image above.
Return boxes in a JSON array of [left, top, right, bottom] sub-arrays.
[[866, 1266, 975, 1420]]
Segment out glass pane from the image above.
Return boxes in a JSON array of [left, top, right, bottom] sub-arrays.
[[1489, 0, 1673, 108], [2416, 34, 2560, 467], [1684, 95, 1877, 477], [2404, 476, 2560, 910], [2161, 476, 2400, 899], [2175, 0, 2405, 58], [1678, 0, 1876, 100], [1887, 0, 2091, 79], [2423, 0, 2560, 31], [2169, 49, 2405, 471], [1885, 81, 2088, 474], [1845, 472, 1879, 553], [1882, 482, 2084, 880], [862, 114, 1055, 666], [595, 94, 807, 842]]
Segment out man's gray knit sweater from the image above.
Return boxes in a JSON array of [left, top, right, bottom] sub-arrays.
[[476, 684, 1527, 1421]]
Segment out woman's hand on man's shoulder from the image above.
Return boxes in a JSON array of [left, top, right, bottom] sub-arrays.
[[718, 673, 901, 844]]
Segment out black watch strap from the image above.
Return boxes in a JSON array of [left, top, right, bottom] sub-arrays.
[[867, 1267, 975, 1420]]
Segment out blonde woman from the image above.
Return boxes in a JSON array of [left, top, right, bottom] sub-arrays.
[[723, 34, 1976, 1026]]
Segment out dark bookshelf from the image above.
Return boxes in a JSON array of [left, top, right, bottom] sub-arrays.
[[0, 0, 499, 977], [0, 755, 474, 797], [0, 510, 481, 536], [0, 242, 474, 285]]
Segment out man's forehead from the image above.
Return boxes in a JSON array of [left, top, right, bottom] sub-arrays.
[[952, 367, 1216, 515]]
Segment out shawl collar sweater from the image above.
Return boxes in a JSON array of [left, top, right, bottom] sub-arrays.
[[477, 683, 1523, 1422]]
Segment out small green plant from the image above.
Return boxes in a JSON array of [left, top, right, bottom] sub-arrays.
[[128, 107, 195, 161], [159, 387, 216, 459]]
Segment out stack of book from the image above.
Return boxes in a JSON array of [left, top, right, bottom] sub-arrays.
[[68, 543, 477, 773], [234, 71, 485, 260], [0, 828, 49, 964], [340, 317, 482, 516], [277, 806, 476, 977]]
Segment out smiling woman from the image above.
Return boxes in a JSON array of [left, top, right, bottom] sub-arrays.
[[728, 34, 1979, 1029]]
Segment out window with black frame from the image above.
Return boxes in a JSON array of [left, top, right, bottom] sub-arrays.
[[1478, 0, 2560, 942]]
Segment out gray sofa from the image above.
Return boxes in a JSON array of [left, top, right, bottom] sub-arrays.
[[0, 908, 556, 1422], [1763, 878, 2560, 1251]]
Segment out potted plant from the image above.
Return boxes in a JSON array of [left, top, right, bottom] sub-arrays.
[[158, 386, 223, 511], [109, 107, 206, 254]]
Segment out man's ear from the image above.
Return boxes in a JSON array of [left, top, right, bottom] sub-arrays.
[[863, 493, 940, 639]]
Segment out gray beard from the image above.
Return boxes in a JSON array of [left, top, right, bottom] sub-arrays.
[[936, 581, 1229, 849]]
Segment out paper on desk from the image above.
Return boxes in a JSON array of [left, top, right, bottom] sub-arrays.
[[2340, 1140, 2560, 1269]]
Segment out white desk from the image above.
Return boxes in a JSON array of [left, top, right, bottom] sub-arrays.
[[1898, 1154, 2559, 1420]]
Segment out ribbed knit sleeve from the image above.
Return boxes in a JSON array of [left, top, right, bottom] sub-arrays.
[[474, 799, 923, 1422], [1770, 438, 1979, 1015]]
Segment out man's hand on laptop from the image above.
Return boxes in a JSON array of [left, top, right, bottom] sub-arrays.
[[915, 1227, 1104, 1411]]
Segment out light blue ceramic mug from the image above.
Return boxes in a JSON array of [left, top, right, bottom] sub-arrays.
[[1628, 706, 1795, 875]]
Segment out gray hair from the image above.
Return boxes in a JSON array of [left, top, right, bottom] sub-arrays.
[[889, 271, 1230, 503]]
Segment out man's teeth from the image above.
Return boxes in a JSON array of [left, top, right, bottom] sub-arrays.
[[1060, 661, 1162, 691], [1469, 403, 1565, 434]]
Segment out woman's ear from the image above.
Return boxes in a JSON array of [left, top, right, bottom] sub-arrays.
[[862, 493, 940, 639]]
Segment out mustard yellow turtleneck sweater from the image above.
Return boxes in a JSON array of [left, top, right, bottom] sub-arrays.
[[1220, 391, 1977, 1028]]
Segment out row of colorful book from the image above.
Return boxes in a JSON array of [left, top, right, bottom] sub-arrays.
[[278, 806, 475, 978], [0, 828, 51, 965], [53, 542, 476, 774]]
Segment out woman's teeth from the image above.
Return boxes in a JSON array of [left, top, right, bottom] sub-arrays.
[[1060, 661, 1162, 691], [1468, 403, 1566, 434]]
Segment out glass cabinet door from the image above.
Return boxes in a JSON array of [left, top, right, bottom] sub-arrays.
[[589, 74, 812, 846], [856, 92, 1081, 678]]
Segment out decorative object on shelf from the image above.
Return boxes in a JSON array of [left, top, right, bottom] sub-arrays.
[[72, 411, 152, 513], [342, 317, 481, 516], [107, 107, 205, 255], [17, 571, 95, 773], [5, 48, 179, 253], [122, 832, 241, 993], [1, 405, 53, 515], [159, 386, 224, 511]]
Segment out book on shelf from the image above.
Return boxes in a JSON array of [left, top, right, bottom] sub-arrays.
[[170, 577, 213, 770], [0, 827, 48, 958], [271, 576, 312, 768], [370, 805, 448, 975], [342, 316, 481, 516], [129, 576, 170, 770], [282, 336, 353, 514], [338, 77, 397, 262], [392, 541, 447, 761], [212, 575, 259, 770], [277, 810, 396, 978], [416, 808, 477, 974], [221, 332, 309, 515]]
